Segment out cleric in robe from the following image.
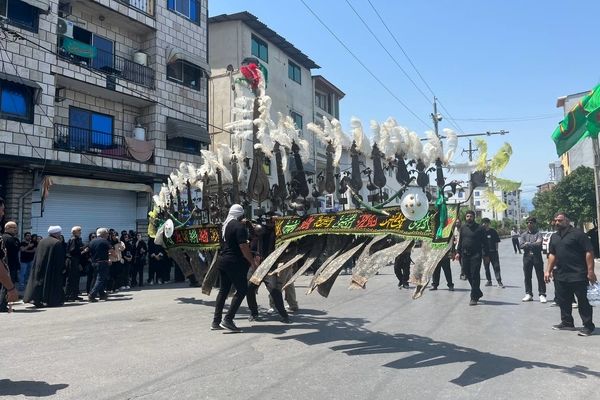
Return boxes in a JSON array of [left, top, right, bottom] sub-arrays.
[[24, 225, 66, 307]]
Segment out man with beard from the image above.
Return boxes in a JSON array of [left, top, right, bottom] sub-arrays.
[[0, 198, 19, 309], [24, 226, 66, 307], [65, 226, 85, 301], [212, 204, 257, 332], [1, 222, 20, 310], [545, 212, 597, 336], [454, 210, 485, 305]]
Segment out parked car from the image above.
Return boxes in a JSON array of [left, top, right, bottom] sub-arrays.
[[542, 231, 554, 254]]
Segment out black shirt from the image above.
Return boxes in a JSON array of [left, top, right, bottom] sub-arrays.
[[457, 222, 485, 256], [89, 237, 111, 263], [220, 220, 249, 267], [1, 234, 20, 271], [483, 228, 500, 253], [549, 227, 593, 282], [67, 236, 84, 259], [20, 240, 36, 263]]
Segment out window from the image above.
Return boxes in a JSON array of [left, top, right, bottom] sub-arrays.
[[474, 191, 480, 196], [167, 60, 203, 91], [290, 111, 303, 136], [458, 191, 464, 198], [167, 0, 201, 24], [63, 27, 114, 71], [69, 107, 114, 148], [315, 92, 330, 113], [0, 0, 39, 32], [251, 35, 268, 63], [0, 80, 34, 123], [167, 137, 208, 154], [475, 200, 480, 206], [288, 61, 301, 84]]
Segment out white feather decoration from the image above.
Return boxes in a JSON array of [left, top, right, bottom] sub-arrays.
[[443, 128, 458, 164], [421, 131, 443, 165], [350, 117, 371, 155], [447, 161, 477, 174]]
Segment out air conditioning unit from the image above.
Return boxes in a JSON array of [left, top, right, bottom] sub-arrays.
[[57, 17, 74, 38]]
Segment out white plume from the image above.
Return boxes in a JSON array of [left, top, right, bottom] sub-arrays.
[[406, 131, 422, 161], [447, 161, 477, 174], [421, 131, 443, 165], [443, 128, 458, 164], [272, 113, 294, 149], [370, 120, 381, 146], [350, 117, 371, 155], [199, 150, 232, 183]]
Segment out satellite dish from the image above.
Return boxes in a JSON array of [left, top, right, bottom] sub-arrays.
[[163, 219, 175, 238], [400, 187, 429, 221]]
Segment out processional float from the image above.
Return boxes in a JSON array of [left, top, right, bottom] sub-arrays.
[[148, 61, 471, 299]]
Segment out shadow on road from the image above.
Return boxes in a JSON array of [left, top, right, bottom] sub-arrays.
[[271, 315, 600, 386], [0, 379, 68, 397]]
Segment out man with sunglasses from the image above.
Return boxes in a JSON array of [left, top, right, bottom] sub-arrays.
[[545, 212, 596, 336], [519, 217, 546, 303]]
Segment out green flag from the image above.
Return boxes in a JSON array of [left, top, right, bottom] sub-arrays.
[[552, 84, 600, 156]]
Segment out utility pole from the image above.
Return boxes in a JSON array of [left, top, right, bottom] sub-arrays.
[[431, 97, 442, 139]]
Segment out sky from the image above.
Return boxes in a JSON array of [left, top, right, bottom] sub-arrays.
[[209, 0, 600, 203]]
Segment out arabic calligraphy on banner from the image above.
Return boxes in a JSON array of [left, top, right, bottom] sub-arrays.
[[274, 206, 458, 243], [167, 225, 221, 249]]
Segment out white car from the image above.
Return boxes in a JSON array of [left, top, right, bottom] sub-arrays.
[[542, 232, 554, 254]]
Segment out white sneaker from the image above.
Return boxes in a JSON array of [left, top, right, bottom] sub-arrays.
[[539, 295, 547, 303], [266, 308, 275, 314], [119, 286, 127, 291], [522, 294, 533, 302]]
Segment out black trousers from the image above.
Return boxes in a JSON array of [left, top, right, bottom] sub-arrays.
[[523, 254, 545, 295], [213, 263, 249, 324], [512, 237, 521, 253], [131, 260, 145, 286], [65, 257, 81, 299], [484, 252, 502, 284], [432, 258, 453, 288], [463, 253, 483, 300], [247, 281, 288, 319], [85, 262, 95, 295], [394, 263, 410, 285], [555, 280, 594, 330]]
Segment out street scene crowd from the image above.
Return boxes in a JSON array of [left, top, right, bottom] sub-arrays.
[[1, 198, 597, 337]]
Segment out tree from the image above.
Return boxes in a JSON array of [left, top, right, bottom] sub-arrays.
[[531, 166, 595, 228]]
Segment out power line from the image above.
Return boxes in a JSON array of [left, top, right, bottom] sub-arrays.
[[0, 31, 100, 168], [298, 0, 433, 130], [451, 114, 562, 122], [344, 0, 430, 105], [365, 0, 466, 134], [3, 26, 236, 136]]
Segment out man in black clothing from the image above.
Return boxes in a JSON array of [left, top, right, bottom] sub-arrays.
[[65, 226, 85, 301], [0, 198, 19, 309], [481, 218, 504, 288], [394, 246, 413, 289], [88, 228, 112, 302], [19, 231, 36, 292], [519, 217, 546, 303], [212, 204, 257, 332], [431, 250, 454, 291], [1, 222, 20, 307], [455, 210, 485, 305], [545, 212, 597, 336]]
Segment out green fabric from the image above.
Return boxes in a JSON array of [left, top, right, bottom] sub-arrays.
[[552, 83, 600, 156], [62, 37, 97, 59], [435, 188, 447, 239]]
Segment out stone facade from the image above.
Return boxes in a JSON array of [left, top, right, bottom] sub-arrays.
[[0, 0, 209, 236]]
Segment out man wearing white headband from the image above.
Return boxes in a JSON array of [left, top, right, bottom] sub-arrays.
[[212, 204, 257, 332], [23, 225, 66, 307]]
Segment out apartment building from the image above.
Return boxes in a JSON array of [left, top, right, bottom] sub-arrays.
[[208, 11, 347, 212], [0, 0, 210, 236]]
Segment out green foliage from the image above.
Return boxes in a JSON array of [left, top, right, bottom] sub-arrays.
[[531, 166, 595, 228]]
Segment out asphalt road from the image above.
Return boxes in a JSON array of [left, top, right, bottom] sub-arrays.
[[1, 240, 599, 400]]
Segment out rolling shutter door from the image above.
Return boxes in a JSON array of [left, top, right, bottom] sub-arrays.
[[32, 185, 137, 237]]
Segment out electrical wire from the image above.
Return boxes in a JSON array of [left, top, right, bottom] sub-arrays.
[[298, 0, 433, 130], [365, 0, 466, 134], [0, 31, 100, 168]]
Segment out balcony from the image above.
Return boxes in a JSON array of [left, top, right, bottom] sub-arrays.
[[117, 0, 155, 17], [57, 36, 155, 89], [54, 124, 152, 163]]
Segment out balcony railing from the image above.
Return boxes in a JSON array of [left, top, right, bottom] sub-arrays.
[[54, 123, 148, 162], [116, 0, 155, 17], [57, 36, 155, 89]]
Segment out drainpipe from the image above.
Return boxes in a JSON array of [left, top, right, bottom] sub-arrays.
[[18, 188, 34, 239]]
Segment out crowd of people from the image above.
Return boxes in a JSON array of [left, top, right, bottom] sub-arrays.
[[0, 196, 182, 311], [1, 197, 598, 337]]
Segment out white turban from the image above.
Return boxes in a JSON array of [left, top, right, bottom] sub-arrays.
[[222, 204, 245, 238], [48, 225, 62, 234]]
